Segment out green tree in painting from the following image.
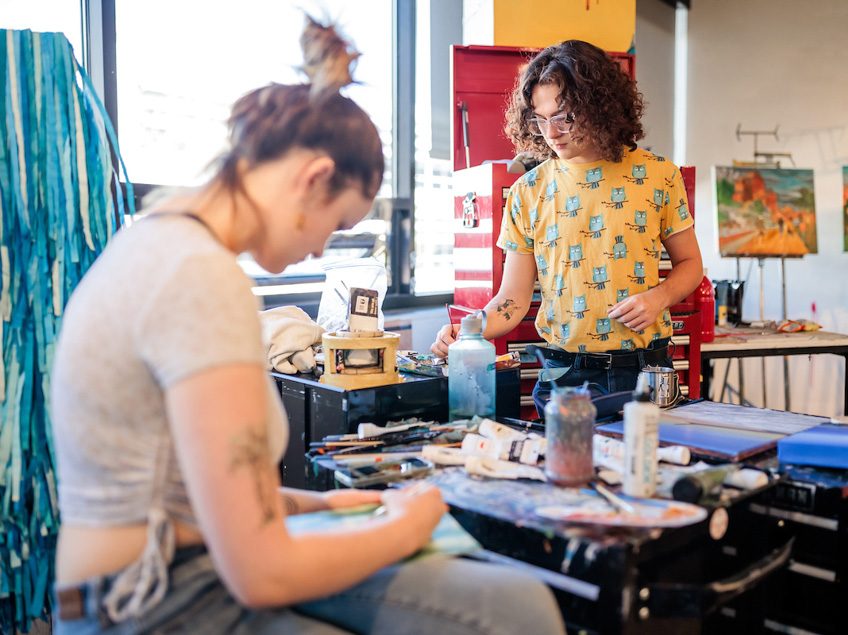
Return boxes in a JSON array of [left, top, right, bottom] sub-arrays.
[[716, 178, 735, 207], [791, 186, 815, 210]]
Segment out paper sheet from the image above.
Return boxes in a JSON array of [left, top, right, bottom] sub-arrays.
[[662, 400, 826, 436]]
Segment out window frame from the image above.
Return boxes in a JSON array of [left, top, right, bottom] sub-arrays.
[[84, 0, 452, 312]]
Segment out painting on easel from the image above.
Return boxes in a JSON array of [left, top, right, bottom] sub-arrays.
[[843, 166, 848, 252], [714, 166, 818, 257]]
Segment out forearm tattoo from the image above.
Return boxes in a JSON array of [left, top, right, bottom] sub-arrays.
[[229, 427, 277, 526], [495, 298, 518, 321]]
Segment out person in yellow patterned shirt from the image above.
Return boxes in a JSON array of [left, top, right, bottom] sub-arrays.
[[432, 40, 703, 416]]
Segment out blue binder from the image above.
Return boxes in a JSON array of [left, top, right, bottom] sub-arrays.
[[777, 424, 848, 469]]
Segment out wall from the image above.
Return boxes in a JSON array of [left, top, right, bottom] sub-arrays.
[[634, 0, 675, 158], [463, 0, 635, 50], [429, 0, 464, 160], [687, 0, 848, 416]]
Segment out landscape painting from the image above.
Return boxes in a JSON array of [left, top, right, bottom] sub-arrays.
[[714, 166, 817, 257]]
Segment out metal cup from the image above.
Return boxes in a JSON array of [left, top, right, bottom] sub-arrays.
[[639, 366, 681, 408]]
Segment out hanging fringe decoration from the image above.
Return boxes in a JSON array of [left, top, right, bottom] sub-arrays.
[[0, 29, 133, 633]]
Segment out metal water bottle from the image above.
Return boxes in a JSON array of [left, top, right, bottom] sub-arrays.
[[448, 313, 496, 421]]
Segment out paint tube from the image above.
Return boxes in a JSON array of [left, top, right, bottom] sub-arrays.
[[358, 421, 421, 439], [461, 433, 501, 459], [422, 445, 466, 466], [594, 435, 690, 466], [464, 456, 546, 481], [478, 418, 529, 443], [724, 468, 768, 490], [461, 433, 542, 465], [669, 464, 769, 503]]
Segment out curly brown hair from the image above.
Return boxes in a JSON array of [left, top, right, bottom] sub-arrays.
[[505, 40, 644, 163]]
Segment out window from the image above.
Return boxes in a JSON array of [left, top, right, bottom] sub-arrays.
[[1, 0, 83, 57], [114, 0, 393, 195], [111, 0, 394, 297], [86, 0, 453, 307]]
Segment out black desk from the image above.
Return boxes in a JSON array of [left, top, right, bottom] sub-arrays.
[[273, 369, 520, 488], [701, 330, 848, 414]]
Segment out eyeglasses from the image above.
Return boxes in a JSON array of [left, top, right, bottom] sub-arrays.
[[528, 112, 575, 137]]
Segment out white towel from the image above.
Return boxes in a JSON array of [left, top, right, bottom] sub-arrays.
[[260, 306, 324, 374]]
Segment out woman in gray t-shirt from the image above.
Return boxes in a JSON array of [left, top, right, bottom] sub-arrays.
[[51, 17, 565, 635]]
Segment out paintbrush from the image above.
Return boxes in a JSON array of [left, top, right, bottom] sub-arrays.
[[591, 481, 637, 515], [309, 440, 383, 448]]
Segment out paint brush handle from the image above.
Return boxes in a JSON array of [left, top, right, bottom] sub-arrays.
[[592, 481, 637, 515]]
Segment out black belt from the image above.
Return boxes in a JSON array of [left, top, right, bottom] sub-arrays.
[[527, 343, 670, 371]]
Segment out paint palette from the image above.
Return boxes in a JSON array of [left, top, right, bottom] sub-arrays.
[[535, 497, 707, 528]]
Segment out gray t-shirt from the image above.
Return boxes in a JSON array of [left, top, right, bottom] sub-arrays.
[[51, 213, 288, 527]]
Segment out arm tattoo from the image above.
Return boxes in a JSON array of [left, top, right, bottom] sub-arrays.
[[229, 427, 277, 526], [496, 299, 518, 321]]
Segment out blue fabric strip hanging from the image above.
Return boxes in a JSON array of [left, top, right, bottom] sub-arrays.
[[0, 29, 133, 633]]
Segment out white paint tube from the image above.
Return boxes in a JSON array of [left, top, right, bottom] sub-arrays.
[[724, 468, 768, 490], [357, 421, 421, 439], [461, 434, 501, 459], [477, 418, 548, 456], [422, 445, 466, 466], [478, 418, 529, 443], [464, 455, 546, 481], [461, 433, 542, 465], [594, 435, 690, 466]]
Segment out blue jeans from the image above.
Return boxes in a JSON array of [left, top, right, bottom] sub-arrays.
[[54, 548, 566, 635], [532, 341, 673, 418]]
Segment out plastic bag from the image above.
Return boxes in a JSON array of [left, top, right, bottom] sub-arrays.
[[317, 257, 387, 334]]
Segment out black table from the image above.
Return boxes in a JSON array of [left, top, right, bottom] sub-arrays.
[[429, 469, 790, 635], [273, 369, 520, 488]]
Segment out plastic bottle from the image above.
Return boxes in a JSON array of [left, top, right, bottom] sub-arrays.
[[448, 313, 496, 421], [544, 384, 596, 486], [623, 373, 660, 497]]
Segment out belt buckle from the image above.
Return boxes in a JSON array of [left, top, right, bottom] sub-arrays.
[[593, 352, 614, 370], [57, 587, 86, 621]]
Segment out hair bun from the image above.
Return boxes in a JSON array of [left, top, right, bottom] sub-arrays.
[[300, 15, 360, 97]]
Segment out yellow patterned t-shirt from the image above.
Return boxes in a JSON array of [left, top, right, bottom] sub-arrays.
[[496, 147, 694, 353]]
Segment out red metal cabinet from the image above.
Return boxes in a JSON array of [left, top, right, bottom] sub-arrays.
[[452, 164, 542, 418]]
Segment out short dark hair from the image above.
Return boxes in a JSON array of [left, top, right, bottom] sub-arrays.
[[505, 40, 644, 162], [214, 84, 384, 201]]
